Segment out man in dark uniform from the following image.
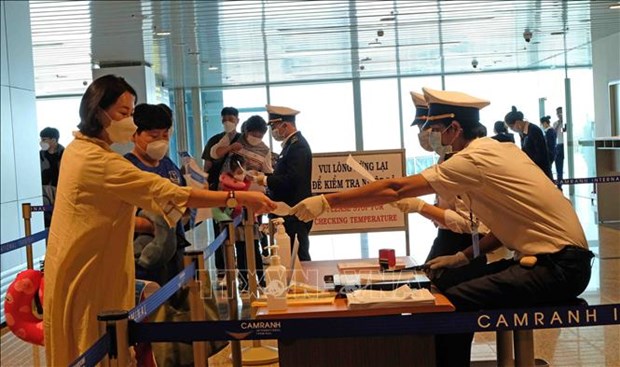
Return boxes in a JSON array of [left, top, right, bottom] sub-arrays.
[[256, 105, 313, 261], [201, 107, 241, 285]]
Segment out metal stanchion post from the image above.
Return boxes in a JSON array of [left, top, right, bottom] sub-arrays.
[[496, 330, 514, 367], [184, 250, 208, 367], [22, 203, 41, 366], [21, 203, 34, 270], [223, 220, 242, 367], [514, 330, 535, 367], [97, 310, 130, 367], [241, 208, 279, 365]]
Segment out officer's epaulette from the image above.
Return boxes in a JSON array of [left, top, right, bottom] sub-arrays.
[[289, 135, 299, 144]]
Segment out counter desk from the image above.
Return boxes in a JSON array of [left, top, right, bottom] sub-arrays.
[[255, 257, 454, 367]]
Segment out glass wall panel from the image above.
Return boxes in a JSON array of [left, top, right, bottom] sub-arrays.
[[36, 97, 82, 147], [269, 82, 355, 154], [361, 78, 401, 150]]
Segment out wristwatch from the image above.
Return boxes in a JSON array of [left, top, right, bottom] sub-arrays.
[[225, 190, 238, 208]]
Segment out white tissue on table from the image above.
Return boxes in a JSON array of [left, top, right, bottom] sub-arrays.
[[346, 285, 435, 305]]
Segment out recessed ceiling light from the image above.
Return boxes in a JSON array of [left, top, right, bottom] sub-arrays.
[[208, 65, 219, 71], [380, 17, 395, 22], [368, 38, 382, 46], [609, 4, 620, 9], [154, 31, 170, 36]]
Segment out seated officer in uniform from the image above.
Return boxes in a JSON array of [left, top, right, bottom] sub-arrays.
[[291, 87, 593, 367], [255, 105, 313, 261]]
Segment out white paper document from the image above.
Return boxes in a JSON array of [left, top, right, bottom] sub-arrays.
[[346, 154, 376, 182], [346, 285, 435, 309]]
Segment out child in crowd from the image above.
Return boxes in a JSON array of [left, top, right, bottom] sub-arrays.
[[216, 154, 265, 291]]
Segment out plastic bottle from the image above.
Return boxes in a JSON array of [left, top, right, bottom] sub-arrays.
[[264, 245, 288, 312], [272, 218, 292, 275]]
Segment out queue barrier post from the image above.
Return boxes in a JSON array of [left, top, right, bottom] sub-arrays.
[[241, 208, 279, 365], [97, 310, 130, 367], [223, 219, 242, 367], [495, 330, 514, 366], [21, 203, 42, 367], [184, 250, 209, 367], [21, 203, 34, 270], [514, 329, 535, 367]]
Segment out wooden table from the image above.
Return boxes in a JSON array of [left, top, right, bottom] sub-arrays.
[[255, 257, 454, 367]]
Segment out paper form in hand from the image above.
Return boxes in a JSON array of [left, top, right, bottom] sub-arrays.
[[271, 201, 292, 216], [346, 155, 376, 182], [237, 161, 259, 179]]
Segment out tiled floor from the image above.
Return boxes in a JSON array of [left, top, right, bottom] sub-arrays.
[[1, 216, 619, 366]]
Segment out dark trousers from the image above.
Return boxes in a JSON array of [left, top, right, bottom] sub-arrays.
[[283, 216, 313, 261], [426, 229, 488, 291], [555, 143, 564, 188], [435, 246, 593, 367], [213, 221, 226, 277], [235, 240, 265, 288]]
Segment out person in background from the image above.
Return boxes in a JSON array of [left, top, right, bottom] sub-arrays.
[[256, 105, 313, 261], [553, 106, 565, 189], [291, 87, 592, 367], [505, 106, 553, 181], [490, 120, 515, 143], [540, 115, 557, 167], [39, 127, 65, 227], [43, 75, 276, 366], [201, 106, 242, 288]]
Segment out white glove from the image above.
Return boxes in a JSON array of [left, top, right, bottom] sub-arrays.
[[392, 197, 426, 213], [291, 195, 330, 222], [426, 251, 469, 269]]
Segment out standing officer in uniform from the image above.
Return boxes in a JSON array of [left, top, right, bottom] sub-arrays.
[[553, 106, 565, 189], [256, 105, 313, 261], [291, 87, 593, 366]]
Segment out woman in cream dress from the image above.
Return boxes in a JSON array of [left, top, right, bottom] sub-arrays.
[[43, 75, 275, 366]]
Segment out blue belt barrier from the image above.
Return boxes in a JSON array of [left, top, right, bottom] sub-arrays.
[[68, 333, 110, 367], [30, 205, 53, 212], [203, 227, 228, 260], [203, 213, 243, 261], [128, 262, 196, 323], [0, 229, 48, 254], [557, 175, 620, 185], [129, 303, 619, 344]]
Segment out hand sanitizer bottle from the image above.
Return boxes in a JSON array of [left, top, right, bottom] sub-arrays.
[[264, 245, 288, 312], [272, 218, 292, 275]]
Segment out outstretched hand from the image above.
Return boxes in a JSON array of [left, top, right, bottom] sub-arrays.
[[291, 195, 331, 222], [237, 191, 277, 215], [426, 251, 469, 269], [390, 197, 426, 213]]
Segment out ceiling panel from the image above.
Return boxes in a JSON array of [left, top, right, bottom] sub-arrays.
[[29, 0, 620, 96]]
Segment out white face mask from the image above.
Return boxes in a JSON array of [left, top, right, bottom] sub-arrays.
[[246, 135, 263, 146], [417, 129, 433, 152], [145, 140, 169, 161], [105, 115, 137, 144], [223, 121, 236, 133], [429, 126, 454, 158], [40, 141, 50, 151], [271, 124, 286, 141]]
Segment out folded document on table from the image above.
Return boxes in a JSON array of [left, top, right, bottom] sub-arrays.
[[346, 285, 435, 309]]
